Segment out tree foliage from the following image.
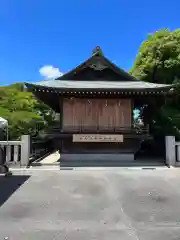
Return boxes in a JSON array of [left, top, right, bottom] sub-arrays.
[[0, 83, 55, 140], [131, 28, 180, 84], [130, 29, 180, 138]]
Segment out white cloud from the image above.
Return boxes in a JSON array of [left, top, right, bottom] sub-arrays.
[[39, 65, 63, 79]]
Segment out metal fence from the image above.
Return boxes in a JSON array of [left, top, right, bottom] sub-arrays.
[[29, 137, 54, 164]]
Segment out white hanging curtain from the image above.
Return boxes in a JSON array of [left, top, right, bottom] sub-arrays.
[[0, 117, 8, 129]]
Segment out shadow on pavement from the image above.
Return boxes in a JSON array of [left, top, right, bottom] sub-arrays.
[[0, 175, 30, 207]]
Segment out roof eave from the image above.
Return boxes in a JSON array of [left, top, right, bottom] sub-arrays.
[[25, 83, 173, 94]]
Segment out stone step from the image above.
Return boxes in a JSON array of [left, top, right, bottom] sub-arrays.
[[58, 153, 134, 162], [33, 153, 165, 168], [59, 160, 165, 168]]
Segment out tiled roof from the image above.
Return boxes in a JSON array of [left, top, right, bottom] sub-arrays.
[[25, 80, 172, 90]]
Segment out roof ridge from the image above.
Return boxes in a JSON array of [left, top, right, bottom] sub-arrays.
[[57, 47, 138, 82], [92, 46, 104, 56]]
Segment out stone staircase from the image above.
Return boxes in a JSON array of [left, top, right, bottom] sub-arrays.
[[58, 154, 165, 168], [33, 152, 165, 168]]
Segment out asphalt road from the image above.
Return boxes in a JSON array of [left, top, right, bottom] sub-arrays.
[[0, 168, 180, 239]]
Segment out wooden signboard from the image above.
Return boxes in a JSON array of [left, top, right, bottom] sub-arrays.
[[73, 134, 123, 143]]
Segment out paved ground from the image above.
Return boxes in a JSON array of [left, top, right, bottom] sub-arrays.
[[0, 168, 180, 239]]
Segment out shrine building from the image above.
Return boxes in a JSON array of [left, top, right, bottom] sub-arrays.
[[25, 47, 174, 161]]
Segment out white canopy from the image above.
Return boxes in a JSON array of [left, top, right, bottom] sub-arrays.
[[0, 117, 8, 129]]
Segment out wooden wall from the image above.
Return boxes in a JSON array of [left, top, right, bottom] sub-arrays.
[[62, 98, 132, 131]]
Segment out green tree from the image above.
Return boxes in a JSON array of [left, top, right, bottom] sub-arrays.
[[0, 83, 55, 140], [130, 29, 180, 138], [131, 28, 180, 84]]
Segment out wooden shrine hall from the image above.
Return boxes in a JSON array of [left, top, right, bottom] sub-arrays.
[[25, 46, 174, 161]]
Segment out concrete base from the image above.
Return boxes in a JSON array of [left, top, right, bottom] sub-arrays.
[[60, 153, 134, 161]]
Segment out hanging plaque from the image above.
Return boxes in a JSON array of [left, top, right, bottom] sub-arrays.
[[73, 134, 123, 143]]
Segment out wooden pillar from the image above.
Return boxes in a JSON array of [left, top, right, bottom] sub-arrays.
[[131, 99, 134, 129], [59, 97, 63, 152], [59, 97, 63, 132]]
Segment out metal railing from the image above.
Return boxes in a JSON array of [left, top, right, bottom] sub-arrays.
[[29, 138, 54, 163]]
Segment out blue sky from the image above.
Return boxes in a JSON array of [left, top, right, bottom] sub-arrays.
[[0, 0, 179, 85]]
